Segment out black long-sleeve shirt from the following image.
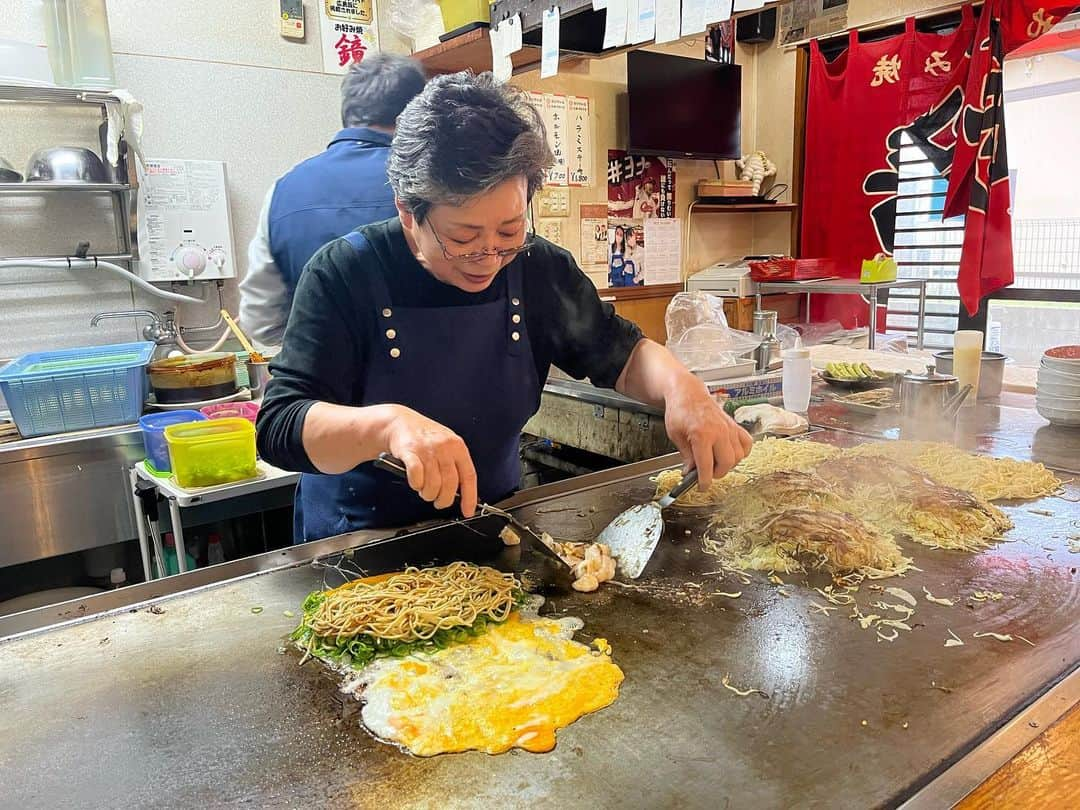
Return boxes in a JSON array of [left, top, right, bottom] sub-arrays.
[[256, 218, 644, 473]]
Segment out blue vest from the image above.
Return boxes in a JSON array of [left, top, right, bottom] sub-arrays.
[[268, 127, 398, 296]]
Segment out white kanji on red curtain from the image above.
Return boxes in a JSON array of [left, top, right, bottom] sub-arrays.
[[802, 2, 1080, 325]]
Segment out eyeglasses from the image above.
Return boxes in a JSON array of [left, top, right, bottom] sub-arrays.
[[426, 217, 535, 264]]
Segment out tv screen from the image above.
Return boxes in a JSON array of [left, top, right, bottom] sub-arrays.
[[626, 50, 742, 161]]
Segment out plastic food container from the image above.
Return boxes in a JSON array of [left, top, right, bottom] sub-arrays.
[[200, 401, 259, 424], [148, 353, 237, 404], [0, 341, 154, 438], [139, 410, 206, 475], [164, 417, 257, 488]]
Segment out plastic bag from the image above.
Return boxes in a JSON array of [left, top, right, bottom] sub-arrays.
[[665, 292, 761, 371]]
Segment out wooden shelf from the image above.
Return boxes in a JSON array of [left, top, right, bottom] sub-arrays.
[[414, 27, 542, 75], [691, 202, 800, 213]]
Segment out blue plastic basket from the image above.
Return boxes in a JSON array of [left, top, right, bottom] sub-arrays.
[[0, 342, 155, 438]]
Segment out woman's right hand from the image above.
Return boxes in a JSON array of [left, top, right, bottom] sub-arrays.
[[381, 405, 478, 518]]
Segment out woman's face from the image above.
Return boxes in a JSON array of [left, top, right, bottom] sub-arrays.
[[614, 226, 625, 249], [627, 229, 638, 248], [398, 176, 529, 293]]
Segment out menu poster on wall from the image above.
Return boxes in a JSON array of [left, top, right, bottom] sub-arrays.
[[543, 93, 569, 185], [320, 0, 379, 75], [567, 96, 593, 187], [579, 203, 609, 275], [528, 93, 594, 187], [607, 150, 675, 219]]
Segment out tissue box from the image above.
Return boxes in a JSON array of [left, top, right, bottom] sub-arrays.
[[860, 254, 898, 284]]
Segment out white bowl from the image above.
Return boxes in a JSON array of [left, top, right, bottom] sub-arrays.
[[1038, 393, 1080, 408], [1039, 363, 1080, 384], [1043, 345, 1080, 366], [1036, 401, 1080, 427], [1037, 380, 1080, 398]]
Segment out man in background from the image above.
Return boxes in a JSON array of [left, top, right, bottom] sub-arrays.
[[240, 54, 426, 348]]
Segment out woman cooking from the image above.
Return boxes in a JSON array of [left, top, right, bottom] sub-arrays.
[[257, 72, 752, 542]]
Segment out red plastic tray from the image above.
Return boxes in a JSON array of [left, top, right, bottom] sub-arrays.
[[748, 258, 839, 282]]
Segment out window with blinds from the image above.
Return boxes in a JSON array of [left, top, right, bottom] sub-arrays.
[[885, 131, 962, 349]]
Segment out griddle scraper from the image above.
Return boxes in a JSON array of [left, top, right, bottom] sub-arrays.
[[596, 468, 699, 579]]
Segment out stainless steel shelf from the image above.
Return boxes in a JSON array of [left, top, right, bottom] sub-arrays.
[[0, 84, 118, 104], [0, 182, 131, 193]]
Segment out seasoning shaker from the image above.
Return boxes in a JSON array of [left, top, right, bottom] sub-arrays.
[[753, 310, 781, 374]]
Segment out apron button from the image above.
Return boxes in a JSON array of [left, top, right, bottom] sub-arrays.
[[390, 347, 401, 358], [386, 328, 397, 339], [511, 297, 520, 306], [382, 308, 392, 318], [511, 331, 520, 342], [511, 314, 521, 324]]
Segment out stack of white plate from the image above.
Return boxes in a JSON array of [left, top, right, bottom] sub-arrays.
[[1036, 345, 1080, 427]]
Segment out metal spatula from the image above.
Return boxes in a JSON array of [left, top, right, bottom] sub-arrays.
[[596, 468, 700, 579]]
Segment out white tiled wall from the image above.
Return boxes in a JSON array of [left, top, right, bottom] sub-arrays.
[[0, 0, 406, 360]]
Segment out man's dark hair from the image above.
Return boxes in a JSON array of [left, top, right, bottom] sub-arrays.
[[340, 54, 426, 128]]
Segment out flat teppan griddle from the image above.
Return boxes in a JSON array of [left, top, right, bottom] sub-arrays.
[[0, 429, 1077, 809]]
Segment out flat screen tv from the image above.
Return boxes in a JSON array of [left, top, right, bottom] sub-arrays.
[[626, 50, 742, 161]]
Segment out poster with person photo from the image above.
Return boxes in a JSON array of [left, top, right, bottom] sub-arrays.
[[607, 151, 674, 287], [607, 218, 645, 287]]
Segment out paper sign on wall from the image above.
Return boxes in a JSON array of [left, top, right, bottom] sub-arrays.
[[630, 0, 656, 45], [706, 0, 733, 23], [320, 0, 379, 75], [543, 93, 569, 185], [490, 20, 512, 82], [567, 96, 593, 187], [603, 0, 629, 49], [541, 7, 560, 79], [644, 217, 682, 285], [579, 203, 609, 275], [681, 0, 707, 36], [655, 0, 681, 43]]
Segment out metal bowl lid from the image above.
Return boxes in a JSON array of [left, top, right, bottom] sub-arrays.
[[903, 364, 957, 384]]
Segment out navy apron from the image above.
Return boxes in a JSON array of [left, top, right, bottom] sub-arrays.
[[293, 233, 542, 542]]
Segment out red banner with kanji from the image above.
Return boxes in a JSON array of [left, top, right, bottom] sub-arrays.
[[802, 1, 1080, 325]]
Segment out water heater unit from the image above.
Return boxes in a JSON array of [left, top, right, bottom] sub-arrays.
[[135, 159, 236, 282]]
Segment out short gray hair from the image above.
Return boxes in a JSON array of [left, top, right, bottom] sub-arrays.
[[340, 53, 426, 128], [387, 72, 554, 222]]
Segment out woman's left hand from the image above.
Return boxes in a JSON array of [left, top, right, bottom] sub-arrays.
[[663, 378, 753, 490]]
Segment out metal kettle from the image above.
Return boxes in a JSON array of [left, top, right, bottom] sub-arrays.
[[899, 364, 972, 437]]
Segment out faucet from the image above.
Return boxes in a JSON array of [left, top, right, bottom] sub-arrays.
[[91, 309, 178, 345]]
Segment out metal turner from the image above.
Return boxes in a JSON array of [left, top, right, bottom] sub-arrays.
[[595, 468, 700, 579]]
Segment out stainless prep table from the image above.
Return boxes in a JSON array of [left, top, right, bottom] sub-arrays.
[[1, 406, 1078, 809]]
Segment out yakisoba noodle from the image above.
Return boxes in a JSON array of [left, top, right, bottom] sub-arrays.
[[735, 437, 841, 477], [846, 441, 1060, 502], [652, 439, 840, 505], [309, 562, 519, 644], [653, 468, 750, 506]]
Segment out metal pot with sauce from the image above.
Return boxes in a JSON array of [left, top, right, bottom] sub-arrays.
[[899, 364, 972, 440]]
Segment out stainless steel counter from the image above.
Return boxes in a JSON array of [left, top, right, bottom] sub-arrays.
[[0, 422, 144, 567], [1, 407, 1077, 809]]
